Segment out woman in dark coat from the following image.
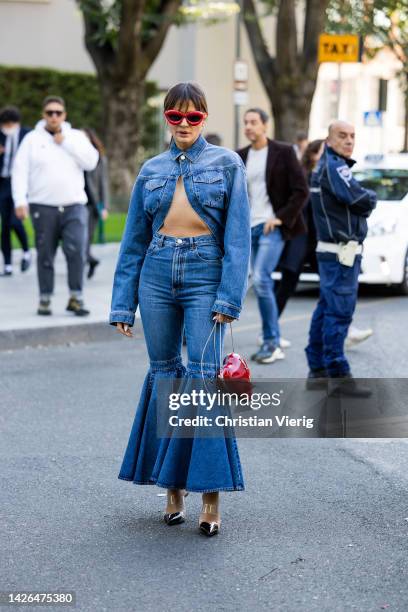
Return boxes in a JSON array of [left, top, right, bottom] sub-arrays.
[[83, 128, 110, 278], [275, 139, 324, 315]]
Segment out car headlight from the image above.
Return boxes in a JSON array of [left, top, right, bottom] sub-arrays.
[[367, 218, 397, 237]]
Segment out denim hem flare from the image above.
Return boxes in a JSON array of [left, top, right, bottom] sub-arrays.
[[117, 231, 246, 493]]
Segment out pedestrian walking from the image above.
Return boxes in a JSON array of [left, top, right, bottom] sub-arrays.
[[110, 81, 250, 537], [83, 128, 110, 279], [293, 131, 309, 160], [275, 139, 325, 318], [12, 96, 99, 316], [305, 120, 377, 394], [237, 108, 308, 363], [0, 106, 31, 276]]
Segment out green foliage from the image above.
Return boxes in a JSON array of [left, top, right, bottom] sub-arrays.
[[326, 0, 368, 34], [0, 65, 102, 131], [326, 0, 407, 62], [78, 0, 121, 48], [78, 0, 187, 46], [0, 65, 161, 156]]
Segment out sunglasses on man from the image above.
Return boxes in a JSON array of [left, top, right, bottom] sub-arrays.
[[164, 109, 206, 126], [44, 109, 64, 117]]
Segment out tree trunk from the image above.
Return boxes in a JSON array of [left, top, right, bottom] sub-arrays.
[[242, 0, 327, 143], [79, 0, 182, 203], [100, 78, 145, 208], [403, 71, 408, 153], [269, 78, 316, 142]]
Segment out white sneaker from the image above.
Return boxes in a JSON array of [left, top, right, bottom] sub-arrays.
[[257, 332, 291, 349], [257, 346, 285, 364], [345, 326, 373, 348]]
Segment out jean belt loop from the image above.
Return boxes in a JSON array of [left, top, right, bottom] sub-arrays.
[[158, 233, 164, 247]]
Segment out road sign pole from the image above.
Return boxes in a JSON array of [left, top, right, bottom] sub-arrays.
[[234, 0, 242, 151], [336, 62, 342, 118], [318, 34, 362, 121]]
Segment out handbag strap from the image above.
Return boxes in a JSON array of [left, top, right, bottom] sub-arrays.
[[229, 322, 235, 353], [201, 321, 221, 374], [200, 320, 236, 391]]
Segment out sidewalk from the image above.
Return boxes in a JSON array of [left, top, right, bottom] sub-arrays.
[[0, 243, 134, 350]]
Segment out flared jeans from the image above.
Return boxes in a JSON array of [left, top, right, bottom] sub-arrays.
[[118, 231, 245, 492]]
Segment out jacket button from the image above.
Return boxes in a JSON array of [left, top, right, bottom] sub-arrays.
[[180, 154, 186, 161]]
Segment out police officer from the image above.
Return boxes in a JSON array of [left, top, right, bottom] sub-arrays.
[[305, 120, 377, 394]]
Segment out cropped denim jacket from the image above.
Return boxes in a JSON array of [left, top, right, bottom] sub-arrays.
[[109, 134, 251, 326]]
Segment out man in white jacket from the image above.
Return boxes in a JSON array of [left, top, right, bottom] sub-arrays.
[[12, 96, 99, 316]]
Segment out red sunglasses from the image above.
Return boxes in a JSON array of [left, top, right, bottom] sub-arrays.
[[164, 109, 207, 126]]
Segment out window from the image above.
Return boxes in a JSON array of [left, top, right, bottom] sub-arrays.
[[353, 169, 408, 201]]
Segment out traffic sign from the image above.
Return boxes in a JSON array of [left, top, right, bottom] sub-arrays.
[[234, 60, 248, 83], [363, 111, 383, 127], [233, 90, 248, 106], [318, 34, 361, 63]]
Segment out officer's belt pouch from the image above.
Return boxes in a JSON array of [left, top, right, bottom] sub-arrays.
[[316, 240, 362, 267], [337, 241, 360, 267]]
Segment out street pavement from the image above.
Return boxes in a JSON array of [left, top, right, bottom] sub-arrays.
[[1, 270, 408, 611], [0, 243, 133, 350]]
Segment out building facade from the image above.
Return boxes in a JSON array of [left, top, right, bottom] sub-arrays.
[[0, 0, 405, 156]]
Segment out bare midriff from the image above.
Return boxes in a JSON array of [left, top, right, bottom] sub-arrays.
[[159, 176, 211, 237]]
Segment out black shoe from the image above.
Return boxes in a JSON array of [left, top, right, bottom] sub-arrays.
[[21, 255, 31, 272], [87, 259, 100, 279], [164, 512, 186, 526], [37, 299, 52, 316], [66, 297, 90, 317], [306, 368, 328, 390], [199, 502, 220, 537], [164, 490, 188, 526], [199, 521, 220, 537], [328, 374, 372, 398]]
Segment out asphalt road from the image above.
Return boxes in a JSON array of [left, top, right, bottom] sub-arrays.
[[1, 287, 408, 611]]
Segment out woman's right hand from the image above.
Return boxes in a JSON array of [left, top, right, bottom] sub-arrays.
[[115, 322, 133, 337]]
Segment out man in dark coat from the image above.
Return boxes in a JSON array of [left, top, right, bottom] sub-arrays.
[[237, 108, 308, 363]]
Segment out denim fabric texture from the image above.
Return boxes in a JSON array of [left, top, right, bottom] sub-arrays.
[[251, 223, 285, 345], [109, 134, 251, 326], [111, 135, 251, 492], [305, 252, 362, 376], [117, 232, 246, 491]]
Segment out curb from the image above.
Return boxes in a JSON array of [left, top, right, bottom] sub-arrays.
[[0, 322, 126, 351]]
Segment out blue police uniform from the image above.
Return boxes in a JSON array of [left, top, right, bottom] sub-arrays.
[[305, 145, 377, 376]]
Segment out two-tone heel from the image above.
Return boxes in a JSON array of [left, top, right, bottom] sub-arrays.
[[164, 489, 189, 525]]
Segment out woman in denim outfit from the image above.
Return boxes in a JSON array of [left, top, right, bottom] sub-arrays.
[[110, 82, 250, 536]]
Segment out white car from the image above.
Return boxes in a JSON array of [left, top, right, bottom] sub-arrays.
[[299, 153, 408, 295]]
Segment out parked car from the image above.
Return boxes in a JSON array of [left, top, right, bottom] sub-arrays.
[[297, 153, 408, 294]]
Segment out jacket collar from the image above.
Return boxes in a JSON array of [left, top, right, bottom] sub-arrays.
[[169, 134, 207, 162], [326, 145, 356, 167], [238, 138, 278, 165]]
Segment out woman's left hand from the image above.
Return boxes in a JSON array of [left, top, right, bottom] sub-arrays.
[[213, 313, 235, 324]]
